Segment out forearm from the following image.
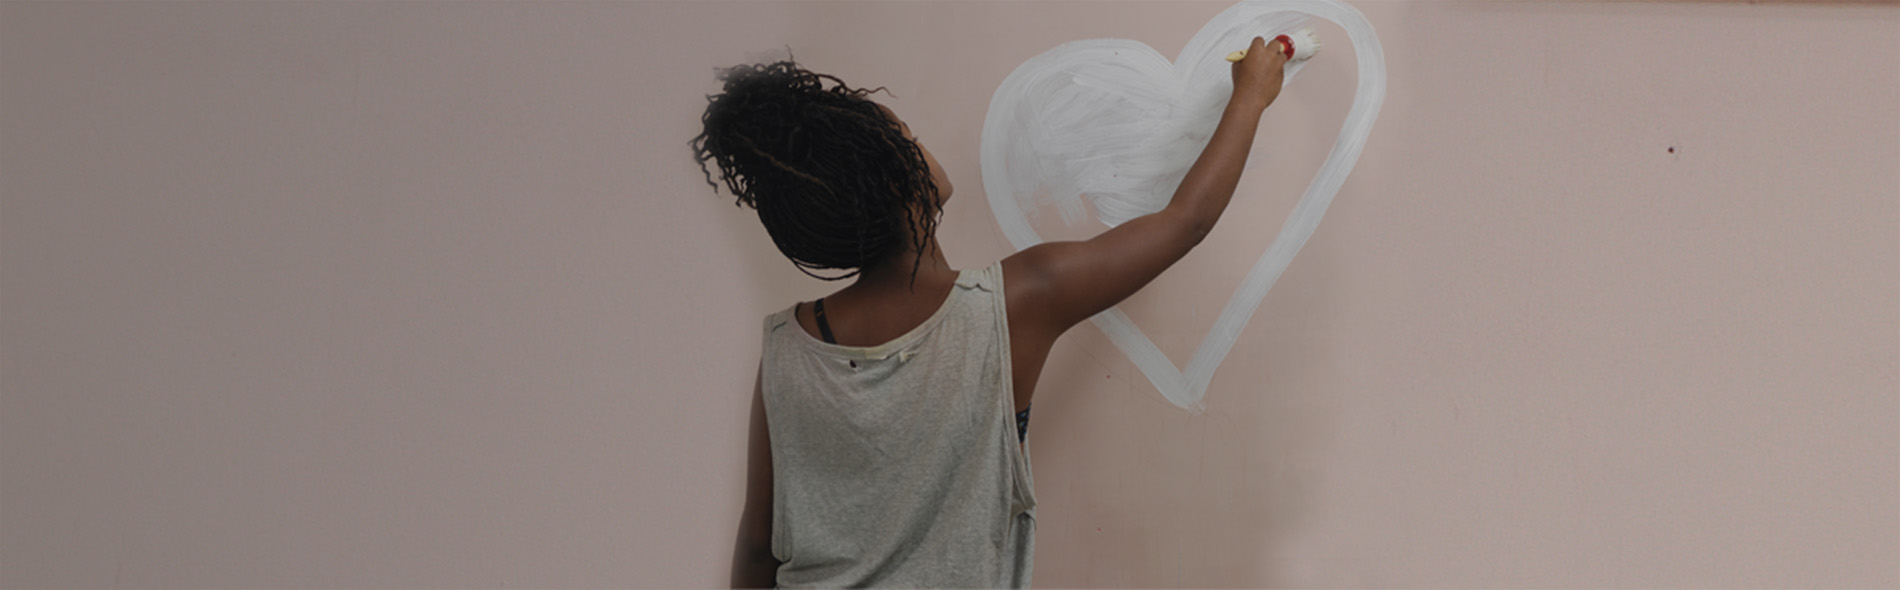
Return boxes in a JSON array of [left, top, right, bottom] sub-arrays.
[[1162, 98, 1265, 239]]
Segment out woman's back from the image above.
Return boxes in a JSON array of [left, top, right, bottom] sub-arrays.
[[760, 263, 1034, 587]]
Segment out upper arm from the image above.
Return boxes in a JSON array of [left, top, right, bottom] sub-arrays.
[[1002, 208, 1206, 340], [741, 365, 772, 527], [731, 363, 776, 587]]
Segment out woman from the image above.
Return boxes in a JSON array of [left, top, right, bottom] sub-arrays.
[[693, 36, 1291, 588]]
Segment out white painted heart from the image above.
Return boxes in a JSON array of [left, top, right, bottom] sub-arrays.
[[980, 0, 1385, 411]]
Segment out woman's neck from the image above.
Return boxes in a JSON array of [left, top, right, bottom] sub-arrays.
[[853, 237, 954, 292]]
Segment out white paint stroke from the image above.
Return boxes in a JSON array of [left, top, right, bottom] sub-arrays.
[[980, 0, 1386, 412]]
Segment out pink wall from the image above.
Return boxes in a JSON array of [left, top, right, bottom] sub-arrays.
[[3, 1, 1894, 587]]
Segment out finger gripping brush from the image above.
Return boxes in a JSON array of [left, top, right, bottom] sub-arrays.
[[1224, 28, 1320, 62]]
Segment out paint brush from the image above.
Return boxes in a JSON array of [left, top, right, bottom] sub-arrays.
[[1225, 28, 1319, 63]]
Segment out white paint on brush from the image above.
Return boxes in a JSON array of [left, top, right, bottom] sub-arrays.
[[980, 0, 1386, 411]]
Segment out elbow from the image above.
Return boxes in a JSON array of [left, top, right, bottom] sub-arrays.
[[1143, 211, 1211, 256], [1189, 219, 1216, 244], [730, 537, 778, 588], [1178, 213, 1216, 248], [1153, 207, 1215, 247]]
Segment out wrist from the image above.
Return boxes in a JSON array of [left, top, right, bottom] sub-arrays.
[[1224, 96, 1268, 119]]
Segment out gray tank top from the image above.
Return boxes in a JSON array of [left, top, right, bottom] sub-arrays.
[[760, 262, 1036, 587]]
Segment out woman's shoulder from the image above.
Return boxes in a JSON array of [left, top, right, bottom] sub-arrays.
[[761, 303, 798, 337]]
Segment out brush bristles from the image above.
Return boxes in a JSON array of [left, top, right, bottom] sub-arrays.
[[1288, 28, 1321, 61]]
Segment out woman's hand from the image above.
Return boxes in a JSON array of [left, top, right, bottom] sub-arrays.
[[1231, 36, 1290, 113]]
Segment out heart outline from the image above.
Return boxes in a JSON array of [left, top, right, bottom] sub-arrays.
[[980, 0, 1386, 412]]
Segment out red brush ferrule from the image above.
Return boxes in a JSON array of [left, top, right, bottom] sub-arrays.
[[1274, 34, 1294, 59]]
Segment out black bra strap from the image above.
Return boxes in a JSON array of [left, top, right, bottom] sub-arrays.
[[813, 298, 837, 344]]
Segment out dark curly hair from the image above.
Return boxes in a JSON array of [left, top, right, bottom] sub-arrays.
[[691, 58, 942, 283]]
